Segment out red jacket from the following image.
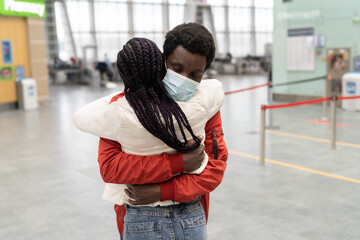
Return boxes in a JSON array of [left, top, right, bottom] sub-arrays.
[[97, 93, 228, 236]]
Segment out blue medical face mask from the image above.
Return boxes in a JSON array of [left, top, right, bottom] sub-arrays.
[[162, 68, 200, 102]]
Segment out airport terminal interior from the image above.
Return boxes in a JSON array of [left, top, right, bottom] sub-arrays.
[[1, 0, 360, 239]]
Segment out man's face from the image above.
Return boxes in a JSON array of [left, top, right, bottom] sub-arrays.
[[165, 46, 207, 83]]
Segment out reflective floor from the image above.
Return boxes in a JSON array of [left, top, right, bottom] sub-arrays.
[[0, 74, 359, 240]]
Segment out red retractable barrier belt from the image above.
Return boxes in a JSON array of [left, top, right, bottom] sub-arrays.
[[262, 97, 332, 110], [225, 83, 270, 95], [338, 96, 360, 100]]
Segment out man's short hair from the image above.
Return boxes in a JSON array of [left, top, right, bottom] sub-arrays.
[[163, 23, 216, 70]]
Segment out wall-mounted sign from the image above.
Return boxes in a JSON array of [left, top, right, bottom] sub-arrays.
[[353, 17, 360, 24], [287, 28, 315, 71], [0, 0, 46, 18], [314, 34, 326, 48], [354, 56, 360, 71], [0, 66, 13, 80], [15, 65, 25, 79], [2, 40, 12, 63]]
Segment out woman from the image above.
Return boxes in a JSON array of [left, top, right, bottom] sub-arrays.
[[74, 37, 224, 239]]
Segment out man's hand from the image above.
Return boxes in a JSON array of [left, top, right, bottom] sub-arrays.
[[182, 136, 205, 172], [125, 184, 162, 205]]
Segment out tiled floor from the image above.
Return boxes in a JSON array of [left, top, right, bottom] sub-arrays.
[[0, 74, 359, 240]]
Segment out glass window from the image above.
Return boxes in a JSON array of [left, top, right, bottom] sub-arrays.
[[229, 33, 251, 57], [228, 7, 251, 32], [55, 2, 74, 61], [133, 0, 163, 3], [101, 0, 127, 2], [168, 0, 186, 4], [67, 1, 91, 32], [133, 33, 165, 50], [255, 8, 273, 32], [55, 0, 274, 61], [95, 2, 128, 32], [97, 33, 130, 62], [255, 33, 272, 56], [228, 0, 251, 7], [133, 3, 163, 32], [207, 0, 225, 6], [212, 6, 225, 32], [169, 5, 185, 30], [216, 33, 226, 54], [255, 0, 273, 8], [73, 33, 93, 59]]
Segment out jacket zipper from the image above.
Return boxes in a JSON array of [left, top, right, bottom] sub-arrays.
[[212, 128, 218, 160]]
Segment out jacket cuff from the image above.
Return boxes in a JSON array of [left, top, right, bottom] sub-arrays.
[[168, 152, 184, 175], [160, 180, 175, 201]]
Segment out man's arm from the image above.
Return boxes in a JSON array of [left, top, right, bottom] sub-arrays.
[[161, 111, 228, 202], [127, 111, 228, 204]]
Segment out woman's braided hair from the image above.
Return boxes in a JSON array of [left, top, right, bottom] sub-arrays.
[[116, 37, 201, 152]]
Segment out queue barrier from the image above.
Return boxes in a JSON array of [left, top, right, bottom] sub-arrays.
[[224, 83, 270, 95], [224, 76, 327, 128], [259, 95, 360, 165]]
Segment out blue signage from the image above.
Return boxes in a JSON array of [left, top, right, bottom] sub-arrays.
[[354, 57, 360, 70], [15, 65, 25, 79], [288, 28, 314, 37], [2, 40, 12, 63], [346, 82, 356, 94], [28, 86, 35, 96]]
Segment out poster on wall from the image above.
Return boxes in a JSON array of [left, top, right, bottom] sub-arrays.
[[15, 65, 25, 79], [2, 40, 12, 64], [286, 28, 315, 71], [0, 66, 13, 80]]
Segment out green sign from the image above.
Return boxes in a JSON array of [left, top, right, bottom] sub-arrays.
[[0, 0, 46, 18], [0, 66, 13, 81], [353, 17, 360, 24]]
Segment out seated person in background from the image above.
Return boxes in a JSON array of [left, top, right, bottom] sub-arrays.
[[93, 61, 114, 86], [225, 52, 233, 63]]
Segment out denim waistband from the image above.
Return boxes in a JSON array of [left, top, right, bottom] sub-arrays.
[[125, 198, 202, 217]]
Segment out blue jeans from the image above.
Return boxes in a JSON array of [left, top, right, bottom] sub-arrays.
[[123, 199, 207, 240]]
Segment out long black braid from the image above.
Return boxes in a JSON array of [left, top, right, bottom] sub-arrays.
[[117, 38, 201, 152]]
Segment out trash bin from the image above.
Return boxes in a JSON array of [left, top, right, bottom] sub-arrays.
[[17, 78, 38, 110], [341, 72, 360, 111]]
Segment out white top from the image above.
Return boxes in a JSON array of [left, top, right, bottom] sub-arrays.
[[73, 79, 224, 206]]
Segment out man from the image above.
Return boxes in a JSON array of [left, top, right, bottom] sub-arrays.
[[94, 61, 114, 86], [97, 23, 228, 237]]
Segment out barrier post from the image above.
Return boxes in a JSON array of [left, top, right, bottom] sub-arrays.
[[330, 96, 337, 149], [267, 84, 273, 128], [266, 84, 279, 129], [321, 77, 330, 121], [260, 105, 266, 165]]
